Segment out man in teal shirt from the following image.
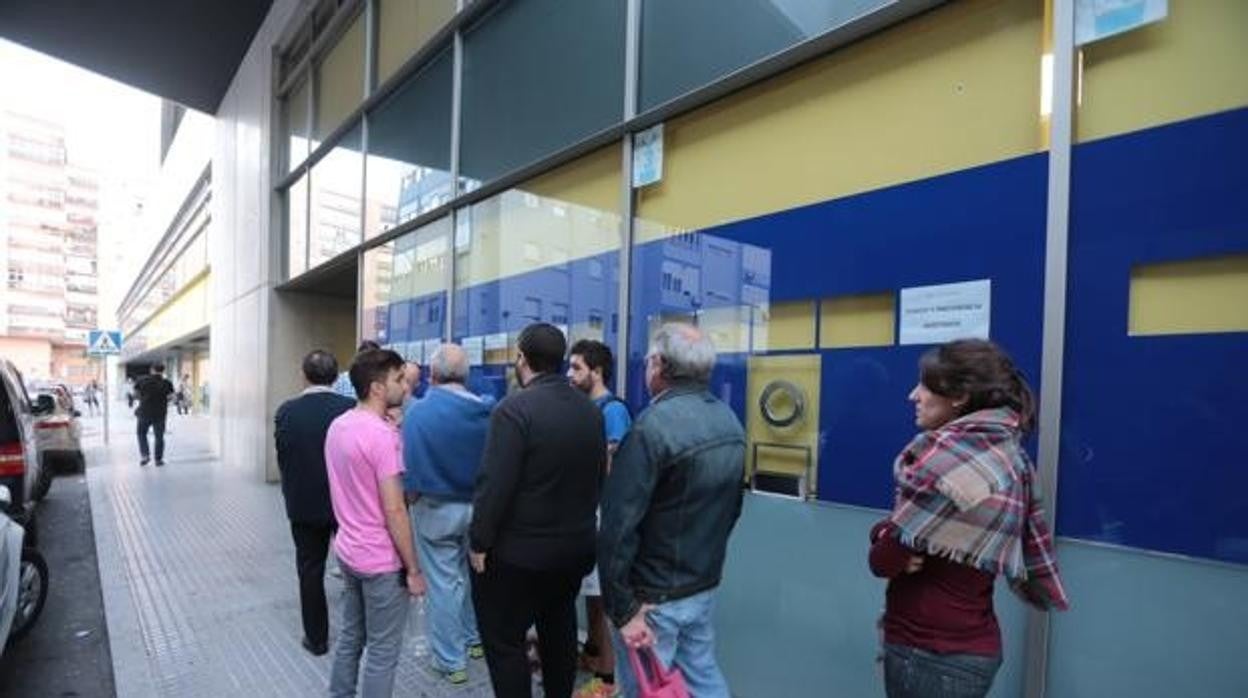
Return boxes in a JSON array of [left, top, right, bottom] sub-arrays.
[[567, 339, 631, 697]]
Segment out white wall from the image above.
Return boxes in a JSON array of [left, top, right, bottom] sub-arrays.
[[211, 0, 303, 479]]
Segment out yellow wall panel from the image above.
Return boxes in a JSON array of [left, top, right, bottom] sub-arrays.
[[635, 0, 1043, 240], [524, 143, 622, 215], [762, 301, 816, 351], [316, 13, 366, 141], [1077, 0, 1248, 143], [820, 292, 895, 348], [142, 272, 212, 349], [377, 0, 457, 85], [1129, 255, 1248, 336]]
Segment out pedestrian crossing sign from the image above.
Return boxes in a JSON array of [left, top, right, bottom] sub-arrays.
[[87, 330, 123, 356]]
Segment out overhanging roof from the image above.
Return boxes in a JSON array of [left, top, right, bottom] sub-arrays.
[[0, 0, 273, 114]]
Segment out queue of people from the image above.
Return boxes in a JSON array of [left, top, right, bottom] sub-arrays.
[[272, 324, 1066, 698]]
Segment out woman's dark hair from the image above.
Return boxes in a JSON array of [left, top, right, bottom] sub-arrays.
[[517, 323, 567, 375], [349, 349, 404, 401], [919, 339, 1036, 432]]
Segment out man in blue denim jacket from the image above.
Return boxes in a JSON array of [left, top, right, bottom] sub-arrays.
[[598, 323, 745, 698]]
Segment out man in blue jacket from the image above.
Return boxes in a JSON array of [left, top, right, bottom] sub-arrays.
[[402, 343, 493, 684], [274, 349, 356, 656], [598, 323, 745, 698]]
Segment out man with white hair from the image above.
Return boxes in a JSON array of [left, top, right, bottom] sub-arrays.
[[598, 323, 746, 698], [401, 344, 492, 684]]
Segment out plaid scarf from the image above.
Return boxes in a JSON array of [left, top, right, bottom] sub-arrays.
[[890, 408, 1069, 611]]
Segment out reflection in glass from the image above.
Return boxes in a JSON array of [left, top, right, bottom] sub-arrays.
[[361, 218, 452, 361], [453, 146, 623, 400], [365, 49, 453, 239], [286, 79, 310, 173], [308, 124, 363, 270], [640, 0, 890, 110], [287, 174, 309, 279], [460, 0, 625, 187]]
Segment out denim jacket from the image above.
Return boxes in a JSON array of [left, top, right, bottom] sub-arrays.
[[598, 381, 746, 627]]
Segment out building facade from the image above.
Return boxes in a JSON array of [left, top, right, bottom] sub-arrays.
[[0, 110, 100, 385], [115, 106, 213, 408], [204, 1, 1248, 695]]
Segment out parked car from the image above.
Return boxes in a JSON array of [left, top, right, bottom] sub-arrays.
[[32, 391, 85, 498], [0, 360, 45, 542], [0, 483, 48, 650]]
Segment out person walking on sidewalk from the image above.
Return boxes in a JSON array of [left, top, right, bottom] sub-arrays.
[[134, 364, 175, 466], [599, 323, 746, 698], [470, 323, 606, 698], [567, 339, 632, 698], [326, 348, 427, 698], [402, 344, 492, 685], [274, 350, 355, 657]]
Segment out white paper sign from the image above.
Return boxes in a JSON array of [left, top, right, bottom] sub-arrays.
[[1076, 0, 1166, 46], [462, 336, 485, 366], [484, 332, 509, 351], [899, 279, 991, 346], [632, 124, 664, 188], [423, 339, 442, 363]]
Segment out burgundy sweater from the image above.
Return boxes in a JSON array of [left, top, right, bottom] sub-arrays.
[[869, 520, 1001, 657]]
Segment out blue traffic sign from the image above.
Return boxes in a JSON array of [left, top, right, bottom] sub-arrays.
[[87, 330, 123, 355]]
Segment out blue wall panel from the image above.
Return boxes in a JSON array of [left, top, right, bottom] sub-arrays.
[[1059, 108, 1248, 563]]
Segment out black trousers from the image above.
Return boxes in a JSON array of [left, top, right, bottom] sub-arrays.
[[290, 521, 335, 646], [136, 415, 166, 461], [472, 557, 584, 698]]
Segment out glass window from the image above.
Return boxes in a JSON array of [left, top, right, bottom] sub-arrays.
[[453, 144, 623, 399], [460, 0, 626, 188], [640, 0, 890, 110], [286, 174, 309, 279], [308, 124, 363, 270], [315, 12, 366, 144], [361, 217, 452, 357], [286, 79, 311, 173], [376, 0, 457, 85], [365, 49, 454, 239]]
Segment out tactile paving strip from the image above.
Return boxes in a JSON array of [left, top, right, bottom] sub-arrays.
[[88, 417, 496, 697]]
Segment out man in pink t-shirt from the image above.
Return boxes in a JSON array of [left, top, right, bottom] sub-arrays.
[[326, 348, 426, 698]]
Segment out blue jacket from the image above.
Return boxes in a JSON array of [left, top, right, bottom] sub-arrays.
[[598, 382, 746, 626], [402, 386, 494, 501]]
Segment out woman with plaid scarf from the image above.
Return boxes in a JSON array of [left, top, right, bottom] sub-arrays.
[[869, 339, 1069, 698]]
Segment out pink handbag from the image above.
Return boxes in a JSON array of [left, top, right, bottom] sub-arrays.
[[627, 646, 691, 698]]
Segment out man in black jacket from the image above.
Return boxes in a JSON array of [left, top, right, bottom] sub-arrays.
[[598, 323, 745, 698], [134, 364, 175, 466], [470, 323, 606, 698], [274, 349, 355, 656]]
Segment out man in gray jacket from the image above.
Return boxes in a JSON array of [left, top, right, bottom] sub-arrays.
[[598, 323, 745, 698]]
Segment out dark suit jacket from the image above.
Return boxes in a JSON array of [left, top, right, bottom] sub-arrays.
[[470, 373, 606, 571], [274, 388, 355, 524]]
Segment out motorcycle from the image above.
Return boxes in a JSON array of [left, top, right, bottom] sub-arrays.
[[0, 484, 47, 653]]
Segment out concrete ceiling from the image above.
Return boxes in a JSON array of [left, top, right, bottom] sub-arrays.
[[0, 0, 274, 114]]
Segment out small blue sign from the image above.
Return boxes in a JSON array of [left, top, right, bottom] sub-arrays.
[[87, 330, 124, 356], [1076, 0, 1167, 46]]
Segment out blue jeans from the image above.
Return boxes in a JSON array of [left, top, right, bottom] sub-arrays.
[[410, 497, 480, 673], [328, 562, 410, 698], [883, 644, 1002, 698], [611, 589, 729, 698]]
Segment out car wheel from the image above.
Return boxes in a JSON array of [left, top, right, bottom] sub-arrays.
[[8, 548, 48, 643], [32, 466, 52, 502], [71, 452, 86, 474]]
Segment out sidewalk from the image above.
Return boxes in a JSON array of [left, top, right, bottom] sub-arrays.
[[86, 405, 494, 697]]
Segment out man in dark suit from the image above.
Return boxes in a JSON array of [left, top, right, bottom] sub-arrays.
[[275, 349, 356, 656], [469, 323, 606, 698]]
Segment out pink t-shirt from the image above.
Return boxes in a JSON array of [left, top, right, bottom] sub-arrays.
[[325, 408, 405, 575]]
